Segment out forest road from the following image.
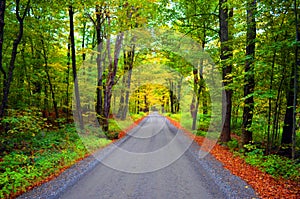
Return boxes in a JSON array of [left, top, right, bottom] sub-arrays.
[[56, 112, 258, 199]]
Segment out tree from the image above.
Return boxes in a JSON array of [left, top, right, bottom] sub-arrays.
[[69, 5, 84, 130], [0, 0, 30, 118], [0, 0, 6, 91], [242, 0, 256, 146], [219, 0, 233, 142]]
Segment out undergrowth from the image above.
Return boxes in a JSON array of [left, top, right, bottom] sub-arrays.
[[0, 123, 111, 199]]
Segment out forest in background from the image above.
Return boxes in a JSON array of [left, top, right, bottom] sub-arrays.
[[0, 0, 299, 197]]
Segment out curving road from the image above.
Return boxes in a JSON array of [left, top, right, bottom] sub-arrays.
[[19, 112, 258, 199]]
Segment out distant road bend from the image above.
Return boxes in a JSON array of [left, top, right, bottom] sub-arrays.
[[19, 112, 258, 199]]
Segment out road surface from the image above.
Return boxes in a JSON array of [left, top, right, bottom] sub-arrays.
[[18, 112, 257, 199], [58, 112, 257, 199]]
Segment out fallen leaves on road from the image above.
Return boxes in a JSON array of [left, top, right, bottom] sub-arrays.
[[166, 117, 300, 199]]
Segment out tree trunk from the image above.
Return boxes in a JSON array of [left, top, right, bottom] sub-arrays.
[[69, 5, 84, 130], [0, 0, 6, 84], [219, 0, 232, 142], [122, 64, 133, 120], [95, 5, 104, 125], [103, 29, 124, 131], [170, 81, 174, 114], [291, 0, 299, 159], [41, 39, 58, 119], [282, 73, 294, 145], [117, 75, 126, 118], [242, 0, 256, 146], [0, 0, 30, 118], [66, 36, 71, 120], [82, 22, 86, 61]]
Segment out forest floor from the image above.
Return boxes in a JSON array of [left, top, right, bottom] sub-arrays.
[[167, 118, 300, 199]]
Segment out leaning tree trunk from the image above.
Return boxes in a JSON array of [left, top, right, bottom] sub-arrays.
[[242, 0, 256, 146], [0, 0, 30, 118]]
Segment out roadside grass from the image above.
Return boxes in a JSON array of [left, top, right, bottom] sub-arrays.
[[114, 112, 147, 130], [0, 124, 111, 199], [0, 111, 147, 199]]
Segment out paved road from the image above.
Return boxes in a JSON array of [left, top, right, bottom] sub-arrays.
[[56, 112, 257, 199]]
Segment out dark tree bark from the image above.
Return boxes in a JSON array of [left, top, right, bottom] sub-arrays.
[[242, 0, 256, 146], [66, 36, 71, 120], [0, 0, 30, 118], [219, 0, 232, 142], [82, 22, 86, 61], [170, 81, 174, 114], [176, 76, 183, 113], [69, 5, 84, 130], [282, 74, 294, 145], [0, 0, 6, 83], [94, 5, 106, 125], [292, 0, 299, 159], [283, 0, 299, 159]]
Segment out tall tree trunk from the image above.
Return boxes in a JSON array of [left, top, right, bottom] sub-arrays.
[[122, 61, 133, 120], [170, 81, 174, 114], [117, 74, 126, 118], [0, 0, 6, 85], [176, 76, 183, 113], [0, 0, 30, 118], [292, 0, 299, 159], [66, 36, 71, 120], [41, 39, 58, 119], [219, 0, 232, 142], [117, 47, 135, 120], [267, 50, 276, 154], [95, 5, 105, 125], [82, 22, 86, 61], [69, 5, 84, 130], [282, 73, 294, 146], [103, 28, 124, 131], [242, 0, 256, 146]]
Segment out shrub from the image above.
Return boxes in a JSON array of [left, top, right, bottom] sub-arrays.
[[227, 138, 239, 151]]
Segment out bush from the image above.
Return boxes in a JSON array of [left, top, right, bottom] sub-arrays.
[[242, 143, 300, 181], [227, 138, 239, 151]]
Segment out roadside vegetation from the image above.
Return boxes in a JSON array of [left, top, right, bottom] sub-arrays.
[[166, 113, 300, 182], [0, 109, 146, 199]]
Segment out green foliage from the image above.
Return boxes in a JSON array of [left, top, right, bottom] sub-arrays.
[[130, 112, 146, 121], [0, 125, 111, 198], [227, 138, 239, 151], [195, 130, 207, 137], [242, 143, 300, 181]]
